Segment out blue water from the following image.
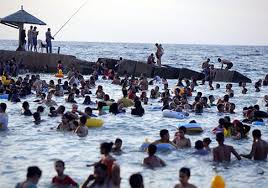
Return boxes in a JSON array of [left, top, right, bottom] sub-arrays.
[[0, 40, 268, 188]]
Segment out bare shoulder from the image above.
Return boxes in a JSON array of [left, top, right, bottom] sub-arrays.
[[174, 184, 180, 188]]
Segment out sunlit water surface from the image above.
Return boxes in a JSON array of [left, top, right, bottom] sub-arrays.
[[0, 41, 268, 188]]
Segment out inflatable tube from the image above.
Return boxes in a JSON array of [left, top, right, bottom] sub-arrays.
[[252, 121, 265, 126], [86, 118, 104, 128], [163, 110, 187, 119], [0, 94, 8, 100], [55, 74, 64, 78], [140, 142, 176, 152], [178, 123, 203, 134], [147, 106, 162, 111]]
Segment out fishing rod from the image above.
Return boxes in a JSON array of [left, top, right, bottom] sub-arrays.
[[53, 0, 89, 38]]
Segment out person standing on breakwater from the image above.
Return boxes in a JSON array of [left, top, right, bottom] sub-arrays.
[[218, 58, 233, 70], [27, 26, 33, 51], [32, 27, 39, 52], [155, 43, 164, 67], [46, 28, 54, 53]]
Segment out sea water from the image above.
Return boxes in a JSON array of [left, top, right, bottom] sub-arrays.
[[0, 40, 268, 188]]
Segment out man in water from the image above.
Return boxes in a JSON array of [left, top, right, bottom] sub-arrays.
[[241, 129, 268, 160], [213, 132, 241, 162], [218, 58, 233, 70], [152, 129, 177, 147], [46, 28, 54, 53], [155, 43, 164, 67]]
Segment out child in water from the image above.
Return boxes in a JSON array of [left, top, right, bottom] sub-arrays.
[[112, 138, 123, 155], [52, 160, 78, 187], [143, 144, 166, 168], [174, 167, 197, 188], [75, 116, 88, 137]]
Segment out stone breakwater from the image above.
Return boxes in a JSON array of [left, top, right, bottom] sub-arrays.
[[0, 50, 252, 83]]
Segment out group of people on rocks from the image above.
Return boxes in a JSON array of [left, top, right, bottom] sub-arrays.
[[0, 56, 268, 188]]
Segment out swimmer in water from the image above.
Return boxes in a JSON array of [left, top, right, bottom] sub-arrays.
[[241, 129, 268, 160], [143, 144, 166, 168], [52, 160, 78, 187], [75, 116, 88, 137], [112, 138, 123, 155], [174, 167, 197, 188], [173, 126, 191, 149], [213, 132, 241, 162], [152, 129, 177, 148]]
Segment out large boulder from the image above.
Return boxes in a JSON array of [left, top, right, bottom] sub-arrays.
[[179, 68, 205, 80], [134, 62, 153, 77], [117, 60, 137, 76], [152, 66, 180, 79], [213, 69, 251, 83]]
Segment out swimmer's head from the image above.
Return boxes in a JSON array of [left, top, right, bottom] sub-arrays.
[[148, 144, 157, 156], [179, 167, 191, 184], [55, 160, 65, 175]]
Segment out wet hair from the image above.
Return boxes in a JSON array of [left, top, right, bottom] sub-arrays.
[[208, 95, 214, 100], [180, 167, 190, 177], [115, 138, 122, 144], [197, 92, 202, 97], [218, 58, 221, 62], [134, 100, 142, 109], [216, 132, 224, 142], [50, 106, 56, 112], [195, 140, 204, 150], [85, 107, 92, 114], [194, 96, 200, 102], [254, 105, 260, 111], [216, 83, 220, 89], [33, 112, 40, 121], [129, 173, 144, 188], [160, 129, 169, 138], [148, 144, 157, 156], [57, 105, 65, 114], [203, 138, 211, 145], [100, 142, 114, 153], [219, 118, 225, 125], [37, 106, 44, 113], [252, 129, 261, 138], [55, 160, 65, 168], [189, 120, 197, 123], [22, 101, 30, 110], [26, 166, 42, 178], [80, 115, 87, 125], [0, 103, 7, 112], [223, 95, 229, 102], [178, 126, 187, 133]]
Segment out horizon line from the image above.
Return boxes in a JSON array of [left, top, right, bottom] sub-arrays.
[[0, 38, 268, 47]]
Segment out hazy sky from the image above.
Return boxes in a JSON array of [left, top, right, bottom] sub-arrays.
[[0, 0, 268, 45]]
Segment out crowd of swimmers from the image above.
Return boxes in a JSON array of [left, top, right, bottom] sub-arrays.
[[0, 57, 268, 187]]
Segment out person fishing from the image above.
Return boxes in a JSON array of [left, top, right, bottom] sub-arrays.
[[46, 28, 54, 53]]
